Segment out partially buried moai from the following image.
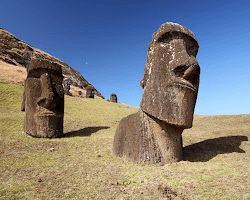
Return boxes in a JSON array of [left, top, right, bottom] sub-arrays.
[[86, 85, 94, 98], [112, 22, 200, 164], [110, 93, 117, 103], [21, 58, 64, 138]]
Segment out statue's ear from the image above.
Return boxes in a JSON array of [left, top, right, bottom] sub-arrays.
[[140, 42, 154, 89], [21, 81, 26, 111], [140, 63, 149, 89]]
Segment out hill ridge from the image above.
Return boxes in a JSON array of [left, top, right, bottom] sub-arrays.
[[0, 27, 104, 98]]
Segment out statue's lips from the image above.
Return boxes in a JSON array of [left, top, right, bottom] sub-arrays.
[[170, 80, 198, 93]]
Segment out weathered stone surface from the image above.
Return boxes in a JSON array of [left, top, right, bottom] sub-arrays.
[[113, 109, 183, 164], [112, 22, 200, 164], [21, 58, 64, 138], [86, 85, 94, 98], [110, 93, 117, 103], [0, 28, 104, 98], [140, 23, 200, 128]]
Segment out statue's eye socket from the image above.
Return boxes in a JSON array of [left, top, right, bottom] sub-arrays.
[[27, 70, 41, 78], [51, 75, 63, 84], [156, 32, 198, 56], [28, 69, 62, 84], [186, 45, 198, 57], [157, 35, 171, 43]]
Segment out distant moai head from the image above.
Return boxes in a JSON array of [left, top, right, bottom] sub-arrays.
[[110, 93, 117, 103], [63, 79, 71, 95], [140, 23, 200, 128], [22, 58, 64, 138], [86, 85, 94, 98]]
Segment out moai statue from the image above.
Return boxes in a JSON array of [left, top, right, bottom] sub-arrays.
[[110, 93, 117, 103], [63, 79, 71, 95], [112, 23, 200, 164], [21, 58, 64, 138], [86, 85, 94, 98]]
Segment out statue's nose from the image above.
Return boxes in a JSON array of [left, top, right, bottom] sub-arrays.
[[172, 56, 200, 88], [37, 73, 57, 110]]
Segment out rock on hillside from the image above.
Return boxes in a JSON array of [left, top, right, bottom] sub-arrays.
[[0, 28, 104, 98]]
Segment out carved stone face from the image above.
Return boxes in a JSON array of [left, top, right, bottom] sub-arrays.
[[110, 93, 117, 103], [140, 23, 200, 128], [22, 59, 64, 138], [86, 85, 94, 98]]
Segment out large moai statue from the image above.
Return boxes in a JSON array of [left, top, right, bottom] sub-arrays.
[[112, 23, 200, 164], [110, 93, 117, 103], [86, 85, 94, 98], [21, 58, 64, 138]]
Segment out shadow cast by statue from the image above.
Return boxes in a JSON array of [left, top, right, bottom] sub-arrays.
[[183, 135, 248, 162], [64, 126, 110, 137]]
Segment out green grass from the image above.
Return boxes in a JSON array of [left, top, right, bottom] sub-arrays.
[[1, 82, 250, 199]]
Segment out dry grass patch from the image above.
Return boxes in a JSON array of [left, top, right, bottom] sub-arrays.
[[0, 82, 249, 199], [0, 61, 26, 85]]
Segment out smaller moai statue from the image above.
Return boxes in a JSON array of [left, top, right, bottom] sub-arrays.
[[110, 93, 117, 103], [86, 85, 94, 98], [21, 58, 64, 138]]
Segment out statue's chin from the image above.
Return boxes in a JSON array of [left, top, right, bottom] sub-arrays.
[[141, 84, 197, 129], [160, 115, 193, 129], [162, 85, 197, 129]]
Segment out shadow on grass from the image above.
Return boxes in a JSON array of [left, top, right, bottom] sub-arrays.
[[183, 135, 248, 162], [64, 126, 110, 137]]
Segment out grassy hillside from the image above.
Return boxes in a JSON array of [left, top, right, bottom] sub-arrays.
[[0, 82, 249, 199]]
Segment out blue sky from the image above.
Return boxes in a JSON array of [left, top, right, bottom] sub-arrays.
[[1, 0, 250, 115]]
